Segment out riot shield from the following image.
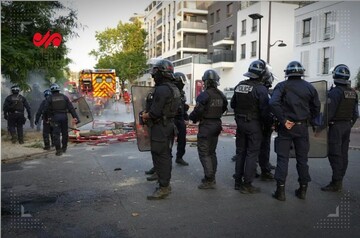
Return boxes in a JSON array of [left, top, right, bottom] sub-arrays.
[[68, 96, 94, 130], [131, 86, 155, 152], [289, 80, 328, 158]]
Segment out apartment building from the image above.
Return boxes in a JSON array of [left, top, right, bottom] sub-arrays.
[[294, 1, 360, 87]]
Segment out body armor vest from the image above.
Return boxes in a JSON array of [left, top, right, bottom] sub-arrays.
[[51, 94, 67, 113], [203, 88, 225, 119], [234, 80, 261, 120], [162, 82, 181, 118], [333, 87, 357, 121], [10, 95, 24, 112]]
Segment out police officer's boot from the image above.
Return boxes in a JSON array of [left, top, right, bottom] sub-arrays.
[[273, 183, 286, 201], [260, 172, 275, 181], [147, 185, 171, 200], [145, 167, 155, 175], [321, 180, 342, 192], [295, 184, 308, 199], [240, 182, 261, 194], [10, 132, 17, 144], [198, 177, 216, 189], [146, 172, 158, 181], [234, 179, 242, 190], [175, 157, 189, 166]]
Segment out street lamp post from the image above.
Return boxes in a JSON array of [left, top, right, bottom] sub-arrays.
[[267, 40, 287, 63], [249, 13, 264, 59]]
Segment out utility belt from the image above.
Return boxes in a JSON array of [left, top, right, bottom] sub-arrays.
[[153, 117, 174, 126], [292, 120, 308, 125], [329, 120, 352, 125], [235, 114, 259, 122], [9, 111, 24, 114]]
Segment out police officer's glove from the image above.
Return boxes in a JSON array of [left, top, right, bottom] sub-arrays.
[[76, 119, 81, 124]]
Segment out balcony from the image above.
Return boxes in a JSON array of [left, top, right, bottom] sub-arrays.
[[156, 18, 162, 27], [177, 21, 207, 33], [212, 50, 235, 69], [177, 41, 207, 53], [178, 1, 209, 15], [212, 33, 235, 47], [156, 34, 162, 42]]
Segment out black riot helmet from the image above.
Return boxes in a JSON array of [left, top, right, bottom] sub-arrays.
[[332, 64, 350, 85], [150, 59, 175, 84], [284, 61, 305, 77], [43, 89, 51, 98], [50, 83, 60, 92], [243, 59, 267, 79], [11, 85, 20, 94], [202, 69, 220, 88], [173, 72, 187, 90]]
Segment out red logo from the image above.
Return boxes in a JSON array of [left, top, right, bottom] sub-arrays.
[[33, 31, 62, 48]]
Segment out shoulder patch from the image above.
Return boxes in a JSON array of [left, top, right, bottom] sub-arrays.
[[235, 84, 253, 94]]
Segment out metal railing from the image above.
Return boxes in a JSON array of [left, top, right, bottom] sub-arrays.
[[212, 50, 235, 63]]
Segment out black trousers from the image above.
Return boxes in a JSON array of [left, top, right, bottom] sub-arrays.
[[328, 121, 352, 182], [234, 118, 263, 184], [52, 113, 69, 151], [42, 121, 54, 148], [274, 123, 311, 185], [258, 126, 273, 173], [197, 119, 222, 181], [174, 118, 186, 159], [7, 112, 25, 142]]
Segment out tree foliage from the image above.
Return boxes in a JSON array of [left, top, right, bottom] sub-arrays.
[[1, 1, 81, 90], [89, 19, 147, 88]]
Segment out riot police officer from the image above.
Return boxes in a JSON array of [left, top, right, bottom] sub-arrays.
[[231, 59, 271, 194], [270, 61, 321, 201], [189, 69, 228, 189], [43, 83, 80, 156], [35, 89, 54, 150], [321, 64, 359, 192], [140, 59, 181, 200], [3, 85, 31, 144], [173, 72, 190, 166]]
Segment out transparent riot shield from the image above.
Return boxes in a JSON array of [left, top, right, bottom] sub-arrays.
[[131, 86, 155, 152], [68, 96, 94, 130], [290, 80, 328, 158]]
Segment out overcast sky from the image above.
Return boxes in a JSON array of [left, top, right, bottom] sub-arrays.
[[64, 0, 151, 72]]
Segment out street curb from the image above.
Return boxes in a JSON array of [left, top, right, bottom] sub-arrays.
[[1, 150, 54, 164]]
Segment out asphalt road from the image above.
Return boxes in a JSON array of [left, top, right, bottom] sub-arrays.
[[2, 119, 360, 238]]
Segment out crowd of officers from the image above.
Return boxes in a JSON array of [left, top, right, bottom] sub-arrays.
[[3, 83, 81, 156], [140, 58, 358, 201], [2, 59, 358, 201]]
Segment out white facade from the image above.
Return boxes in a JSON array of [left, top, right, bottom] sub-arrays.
[[217, 1, 298, 91], [294, 1, 360, 87]]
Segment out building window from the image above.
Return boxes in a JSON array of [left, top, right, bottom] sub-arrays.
[[324, 12, 331, 39], [251, 41, 257, 57], [303, 18, 311, 38], [226, 25, 233, 38], [241, 44, 246, 59], [317, 46, 334, 75], [226, 3, 233, 17], [210, 33, 214, 43], [322, 47, 330, 74], [241, 20, 246, 36], [251, 19, 258, 32], [216, 9, 220, 23], [209, 13, 214, 26]]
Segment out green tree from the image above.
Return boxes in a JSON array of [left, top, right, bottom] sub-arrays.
[[90, 19, 147, 89], [1, 1, 81, 90]]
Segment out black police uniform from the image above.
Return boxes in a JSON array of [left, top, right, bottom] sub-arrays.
[[270, 77, 321, 189], [43, 91, 80, 155], [231, 79, 270, 190], [3, 92, 31, 144], [147, 81, 181, 188], [35, 98, 54, 150], [189, 87, 227, 184], [325, 84, 358, 185], [174, 90, 189, 162]]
